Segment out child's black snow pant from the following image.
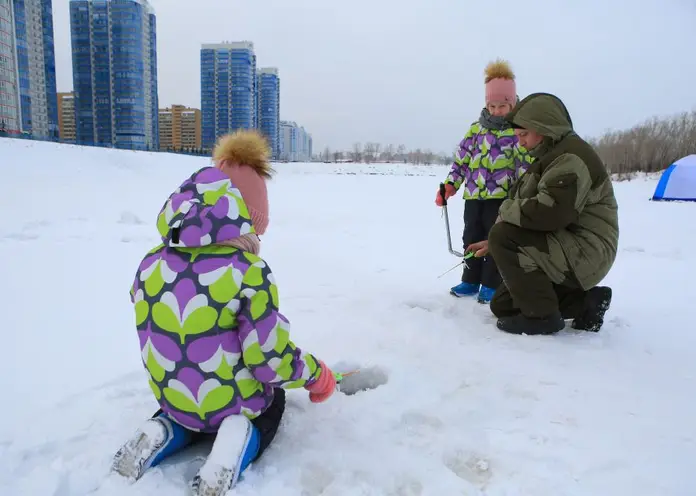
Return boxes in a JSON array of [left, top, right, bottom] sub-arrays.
[[461, 198, 505, 289], [150, 387, 286, 461], [249, 388, 285, 460]]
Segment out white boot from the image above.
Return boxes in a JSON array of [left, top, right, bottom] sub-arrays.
[[190, 415, 260, 496], [112, 417, 169, 481]]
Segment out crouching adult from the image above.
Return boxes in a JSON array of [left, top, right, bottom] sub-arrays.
[[467, 92, 619, 335]]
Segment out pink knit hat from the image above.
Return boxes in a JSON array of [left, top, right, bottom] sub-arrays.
[[484, 59, 516, 105], [486, 78, 516, 105], [223, 163, 269, 235], [212, 129, 273, 236]]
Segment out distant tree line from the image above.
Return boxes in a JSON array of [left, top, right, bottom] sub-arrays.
[[162, 146, 209, 157], [588, 109, 696, 179], [315, 142, 453, 166], [313, 108, 696, 177]]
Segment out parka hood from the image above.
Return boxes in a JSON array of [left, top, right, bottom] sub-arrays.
[[155, 166, 256, 248], [505, 92, 574, 141]]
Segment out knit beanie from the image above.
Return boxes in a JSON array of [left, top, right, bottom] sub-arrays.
[[212, 130, 273, 235], [223, 163, 269, 235], [484, 59, 516, 105]]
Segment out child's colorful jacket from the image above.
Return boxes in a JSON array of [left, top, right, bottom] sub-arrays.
[[131, 166, 322, 433], [445, 112, 533, 200]]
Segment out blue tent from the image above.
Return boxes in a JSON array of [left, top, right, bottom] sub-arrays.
[[652, 154, 696, 201]]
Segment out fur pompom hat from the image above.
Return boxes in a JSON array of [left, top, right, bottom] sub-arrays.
[[213, 130, 274, 235], [484, 59, 516, 106]]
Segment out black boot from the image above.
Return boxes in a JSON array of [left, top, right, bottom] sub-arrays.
[[496, 311, 565, 335], [572, 286, 612, 332]]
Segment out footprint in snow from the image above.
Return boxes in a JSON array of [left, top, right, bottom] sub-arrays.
[[3, 232, 40, 241], [443, 450, 493, 488], [121, 235, 159, 243], [391, 478, 424, 496], [299, 464, 335, 495], [503, 383, 539, 401], [608, 316, 629, 328], [399, 411, 444, 430], [118, 211, 145, 225], [22, 219, 52, 230]]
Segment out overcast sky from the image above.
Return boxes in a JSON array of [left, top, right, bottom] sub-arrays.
[[53, 0, 696, 153]]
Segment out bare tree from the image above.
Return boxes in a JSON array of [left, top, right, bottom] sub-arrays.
[[321, 146, 332, 163], [422, 149, 435, 165], [396, 144, 407, 163], [350, 142, 363, 163], [439, 152, 453, 165], [382, 144, 395, 162], [373, 143, 382, 162], [590, 108, 696, 179], [363, 142, 377, 163], [407, 148, 424, 165]]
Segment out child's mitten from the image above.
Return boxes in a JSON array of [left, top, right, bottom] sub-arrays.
[[305, 361, 337, 403], [435, 183, 457, 206]]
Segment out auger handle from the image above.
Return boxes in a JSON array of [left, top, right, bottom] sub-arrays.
[[439, 182, 448, 206]]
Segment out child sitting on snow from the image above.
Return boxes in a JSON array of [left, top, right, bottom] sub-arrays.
[[436, 59, 531, 303], [112, 130, 338, 495]]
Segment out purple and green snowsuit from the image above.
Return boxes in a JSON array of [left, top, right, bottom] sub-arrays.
[[443, 110, 533, 290], [445, 119, 531, 199], [131, 166, 322, 433]]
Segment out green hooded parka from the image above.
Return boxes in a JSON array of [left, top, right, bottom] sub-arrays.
[[498, 93, 619, 290]]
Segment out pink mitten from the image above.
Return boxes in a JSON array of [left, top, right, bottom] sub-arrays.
[[305, 361, 337, 403], [435, 183, 457, 206]]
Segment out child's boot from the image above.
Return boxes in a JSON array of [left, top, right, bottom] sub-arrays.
[[450, 281, 480, 297], [112, 413, 194, 481], [191, 415, 260, 496], [477, 285, 496, 304]]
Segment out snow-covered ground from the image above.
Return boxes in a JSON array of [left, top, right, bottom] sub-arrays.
[[1, 138, 694, 496]]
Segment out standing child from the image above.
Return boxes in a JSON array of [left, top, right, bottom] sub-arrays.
[[436, 59, 531, 303], [111, 130, 338, 496]]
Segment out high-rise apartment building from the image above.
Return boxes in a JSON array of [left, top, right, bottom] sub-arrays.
[[200, 41, 256, 150], [301, 127, 313, 161], [58, 91, 76, 142], [0, 0, 20, 134], [0, 0, 58, 139], [69, 0, 159, 150], [159, 104, 201, 151], [280, 120, 312, 162], [257, 67, 280, 159]]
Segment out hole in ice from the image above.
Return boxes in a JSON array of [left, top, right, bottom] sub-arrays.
[[332, 361, 389, 396]]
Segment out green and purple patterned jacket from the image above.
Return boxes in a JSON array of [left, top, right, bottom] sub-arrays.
[[445, 109, 533, 200], [131, 166, 323, 432]]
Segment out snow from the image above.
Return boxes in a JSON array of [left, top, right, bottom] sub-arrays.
[[1, 137, 694, 495]]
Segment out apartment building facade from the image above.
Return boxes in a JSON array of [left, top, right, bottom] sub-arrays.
[[0, 0, 20, 134], [58, 91, 76, 141], [159, 104, 201, 151], [280, 120, 312, 162], [200, 41, 256, 150], [257, 67, 279, 159], [69, 0, 159, 150], [0, 0, 58, 139]]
